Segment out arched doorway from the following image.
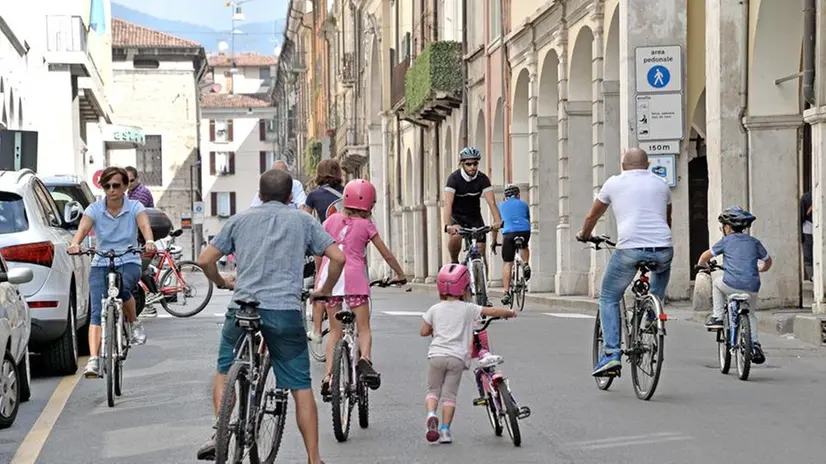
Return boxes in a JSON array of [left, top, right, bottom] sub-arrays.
[[442, 125, 454, 263], [511, 69, 530, 184], [491, 98, 505, 188], [474, 110, 486, 174]]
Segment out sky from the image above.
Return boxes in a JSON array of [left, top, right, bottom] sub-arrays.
[[113, 0, 288, 30]]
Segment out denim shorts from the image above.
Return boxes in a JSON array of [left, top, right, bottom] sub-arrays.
[[217, 309, 311, 391], [90, 263, 142, 326]]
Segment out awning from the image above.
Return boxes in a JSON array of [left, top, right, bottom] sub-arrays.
[[102, 124, 145, 148]]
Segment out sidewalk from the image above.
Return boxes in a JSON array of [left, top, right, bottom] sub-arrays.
[[406, 281, 826, 347]]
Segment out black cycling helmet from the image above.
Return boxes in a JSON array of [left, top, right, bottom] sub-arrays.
[[718, 206, 756, 230], [459, 146, 481, 161], [504, 184, 520, 198]]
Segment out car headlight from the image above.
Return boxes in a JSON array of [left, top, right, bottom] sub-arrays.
[[107, 286, 119, 298]]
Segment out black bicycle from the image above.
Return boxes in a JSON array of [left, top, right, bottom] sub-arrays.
[[457, 226, 492, 306], [214, 299, 293, 464], [580, 235, 667, 401]]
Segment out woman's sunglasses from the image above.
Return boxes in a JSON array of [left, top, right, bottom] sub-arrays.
[[102, 183, 123, 190]]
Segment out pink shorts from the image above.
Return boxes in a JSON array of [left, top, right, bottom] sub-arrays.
[[325, 295, 370, 310]]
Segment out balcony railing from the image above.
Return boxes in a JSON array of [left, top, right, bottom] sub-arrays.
[[46, 15, 87, 54], [341, 52, 356, 84], [404, 41, 463, 122], [391, 57, 409, 110]]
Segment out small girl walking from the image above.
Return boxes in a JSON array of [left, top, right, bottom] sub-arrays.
[[420, 263, 516, 443], [313, 179, 407, 398]]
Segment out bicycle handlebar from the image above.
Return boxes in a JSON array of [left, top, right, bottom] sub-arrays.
[[475, 316, 500, 332], [576, 234, 617, 249], [369, 278, 408, 288], [71, 246, 146, 259], [694, 259, 722, 273], [457, 226, 492, 237]]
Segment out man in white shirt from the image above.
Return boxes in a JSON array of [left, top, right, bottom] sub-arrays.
[[251, 160, 307, 209], [576, 148, 673, 376]]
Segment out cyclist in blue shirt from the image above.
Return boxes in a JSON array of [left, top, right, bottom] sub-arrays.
[[494, 184, 531, 306]]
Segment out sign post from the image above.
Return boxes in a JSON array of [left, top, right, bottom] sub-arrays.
[[192, 201, 205, 225]]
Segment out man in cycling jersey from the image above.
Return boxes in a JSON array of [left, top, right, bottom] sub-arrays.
[[576, 148, 672, 377], [443, 146, 503, 266], [495, 184, 531, 306]]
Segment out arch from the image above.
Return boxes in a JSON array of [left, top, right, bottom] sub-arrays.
[[604, 8, 619, 81], [473, 110, 486, 174], [491, 98, 505, 187], [443, 124, 454, 183], [749, 0, 804, 115], [367, 38, 382, 124], [539, 49, 559, 117], [569, 26, 594, 102], [511, 68, 530, 184], [405, 148, 414, 206], [692, 88, 707, 139]]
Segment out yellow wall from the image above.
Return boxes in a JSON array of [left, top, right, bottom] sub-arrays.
[[511, 0, 544, 31], [685, 0, 706, 132]]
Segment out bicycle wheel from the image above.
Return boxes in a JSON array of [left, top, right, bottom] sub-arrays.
[[718, 324, 731, 375], [357, 378, 369, 429], [158, 261, 214, 317], [114, 321, 127, 397], [305, 299, 328, 363], [514, 264, 527, 311], [630, 296, 665, 401], [105, 307, 116, 407], [216, 362, 249, 464], [330, 341, 352, 442], [497, 383, 521, 447], [735, 314, 752, 381], [592, 315, 613, 391], [251, 354, 287, 464], [484, 391, 503, 436], [471, 260, 487, 306]]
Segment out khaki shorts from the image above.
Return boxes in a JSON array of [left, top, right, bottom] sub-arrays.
[[425, 356, 466, 406]]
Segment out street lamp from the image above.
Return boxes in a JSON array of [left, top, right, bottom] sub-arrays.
[[226, 0, 256, 91]]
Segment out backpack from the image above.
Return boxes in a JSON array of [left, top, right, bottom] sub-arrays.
[[322, 186, 344, 219]]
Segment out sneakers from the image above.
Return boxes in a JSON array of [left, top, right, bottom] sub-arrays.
[[83, 357, 100, 378], [425, 415, 439, 442], [478, 352, 503, 368], [439, 427, 453, 444], [592, 352, 621, 377], [306, 330, 322, 350], [131, 322, 147, 345], [196, 427, 216, 461], [523, 264, 531, 281], [705, 315, 724, 329], [357, 358, 381, 390], [752, 342, 766, 365], [140, 305, 158, 319]]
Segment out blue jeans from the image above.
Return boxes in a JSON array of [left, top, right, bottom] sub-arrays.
[[90, 264, 142, 326], [599, 247, 673, 356]]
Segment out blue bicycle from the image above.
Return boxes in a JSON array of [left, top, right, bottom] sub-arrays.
[[457, 226, 492, 306], [695, 260, 753, 380]]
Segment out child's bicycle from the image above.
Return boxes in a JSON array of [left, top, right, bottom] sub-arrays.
[[327, 278, 406, 442], [303, 279, 329, 362], [695, 260, 755, 381], [471, 316, 531, 447]]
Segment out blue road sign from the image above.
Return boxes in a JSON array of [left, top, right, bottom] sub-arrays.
[[647, 65, 670, 89]]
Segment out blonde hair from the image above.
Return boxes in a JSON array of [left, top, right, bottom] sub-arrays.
[[343, 207, 371, 219], [438, 288, 470, 301]]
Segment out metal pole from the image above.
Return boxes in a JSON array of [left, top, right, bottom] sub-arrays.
[[190, 164, 196, 259]]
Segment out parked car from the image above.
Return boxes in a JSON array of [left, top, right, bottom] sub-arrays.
[[0, 169, 90, 376], [0, 259, 34, 429], [42, 175, 97, 249]]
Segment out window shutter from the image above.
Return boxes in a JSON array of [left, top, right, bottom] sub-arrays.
[[228, 152, 236, 174], [209, 151, 216, 175], [210, 192, 217, 216], [209, 120, 215, 141], [228, 119, 234, 141], [230, 192, 237, 216], [259, 119, 266, 141], [260, 151, 266, 173]]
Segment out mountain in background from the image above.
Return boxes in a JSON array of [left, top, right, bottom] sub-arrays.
[[112, 3, 286, 55]]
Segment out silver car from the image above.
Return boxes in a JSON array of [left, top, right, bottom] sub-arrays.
[[0, 258, 34, 429], [0, 170, 90, 376]]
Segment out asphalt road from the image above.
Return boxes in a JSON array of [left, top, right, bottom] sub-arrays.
[[3, 288, 826, 464]]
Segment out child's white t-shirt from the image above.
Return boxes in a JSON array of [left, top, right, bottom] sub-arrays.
[[423, 300, 483, 366]]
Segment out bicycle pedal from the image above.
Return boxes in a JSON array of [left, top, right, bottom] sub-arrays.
[[595, 367, 621, 378], [472, 398, 487, 406], [517, 406, 531, 419]]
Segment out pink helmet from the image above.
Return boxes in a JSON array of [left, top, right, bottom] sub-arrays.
[[343, 179, 376, 212], [437, 263, 470, 297]]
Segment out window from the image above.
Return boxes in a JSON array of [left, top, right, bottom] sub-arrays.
[[259, 151, 276, 173], [259, 119, 277, 141], [210, 191, 236, 218], [259, 66, 271, 80], [209, 151, 235, 176], [137, 135, 163, 186], [210, 119, 234, 143], [489, 0, 501, 41], [32, 181, 61, 227], [0, 192, 28, 234]]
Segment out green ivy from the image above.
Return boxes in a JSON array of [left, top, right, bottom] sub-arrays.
[[304, 139, 322, 182], [404, 41, 462, 115]]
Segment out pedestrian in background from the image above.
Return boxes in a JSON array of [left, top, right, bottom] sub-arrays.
[[125, 166, 155, 208], [801, 191, 813, 281]]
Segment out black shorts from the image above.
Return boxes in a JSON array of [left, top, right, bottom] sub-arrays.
[[451, 215, 487, 243], [501, 232, 530, 262]]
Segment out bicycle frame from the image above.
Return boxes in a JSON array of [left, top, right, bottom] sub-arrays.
[[102, 270, 127, 364], [459, 228, 491, 304]]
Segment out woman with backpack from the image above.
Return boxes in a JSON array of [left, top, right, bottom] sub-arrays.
[[301, 159, 345, 221]]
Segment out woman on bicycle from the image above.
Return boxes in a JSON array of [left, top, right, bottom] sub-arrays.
[[421, 263, 516, 443], [68, 166, 157, 378], [314, 179, 407, 398]]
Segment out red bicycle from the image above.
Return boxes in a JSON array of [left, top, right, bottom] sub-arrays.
[[135, 229, 214, 318]]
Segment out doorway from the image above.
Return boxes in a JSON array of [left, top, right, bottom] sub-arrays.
[[689, 138, 708, 280]]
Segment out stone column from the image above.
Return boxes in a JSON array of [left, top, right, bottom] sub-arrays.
[[391, 208, 404, 273], [534, 115, 559, 292], [589, 11, 606, 298], [425, 199, 441, 282], [401, 207, 414, 276], [368, 122, 387, 279], [412, 204, 427, 282], [806, 108, 826, 313], [602, 79, 621, 233]]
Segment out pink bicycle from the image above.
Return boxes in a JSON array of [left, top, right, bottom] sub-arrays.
[[471, 316, 531, 446]]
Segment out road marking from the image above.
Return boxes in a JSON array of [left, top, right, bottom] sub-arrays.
[[382, 311, 425, 316], [11, 357, 87, 464], [568, 432, 693, 450], [543, 312, 595, 319]]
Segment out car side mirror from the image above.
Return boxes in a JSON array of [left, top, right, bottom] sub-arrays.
[[0, 268, 34, 285], [63, 201, 82, 225]]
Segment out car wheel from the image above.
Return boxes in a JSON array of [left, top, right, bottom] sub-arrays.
[[19, 350, 30, 402], [42, 287, 79, 376], [77, 293, 91, 357], [0, 350, 20, 429]]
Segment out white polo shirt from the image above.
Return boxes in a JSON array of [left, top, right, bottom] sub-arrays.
[[596, 169, 672, 249]]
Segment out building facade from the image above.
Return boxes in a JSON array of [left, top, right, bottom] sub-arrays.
[[0, 15, 31, 132], [108, 18, 207, 258]]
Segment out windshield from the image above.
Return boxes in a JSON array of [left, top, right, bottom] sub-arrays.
[[0, 192, 29, 234]]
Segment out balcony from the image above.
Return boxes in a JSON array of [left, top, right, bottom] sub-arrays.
[[341, 52, 356, 85], [403, 41, 463, 123], [390, 57, 409, 110], [336, 117, 368, 170]]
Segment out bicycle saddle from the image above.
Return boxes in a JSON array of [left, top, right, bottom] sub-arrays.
[[170, 229, 184, 237], [636, 261, 658, 271], [727, 293, 751, 302], [335, 309, 355, 323], [514, 237, 525, 247]]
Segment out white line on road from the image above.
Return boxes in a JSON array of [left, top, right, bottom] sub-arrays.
[[568, 432, 693, 450], [382, 311, 425, 316], [11, 357, 87, 464], [543, 312, 595, 319]]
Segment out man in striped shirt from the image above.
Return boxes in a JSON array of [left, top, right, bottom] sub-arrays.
[[125, 166, 155, 208]]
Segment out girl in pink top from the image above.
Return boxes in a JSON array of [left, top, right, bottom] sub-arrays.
[[313, 179, 407, 398]]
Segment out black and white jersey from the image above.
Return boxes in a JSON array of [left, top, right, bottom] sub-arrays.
[[444, 169, 493, 221]]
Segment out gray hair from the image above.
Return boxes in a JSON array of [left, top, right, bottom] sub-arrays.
[[259, 168, 293, 204]]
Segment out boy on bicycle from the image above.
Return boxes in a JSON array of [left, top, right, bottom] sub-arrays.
[[493, 184, 531, 306], [697, 206, 771, 364]]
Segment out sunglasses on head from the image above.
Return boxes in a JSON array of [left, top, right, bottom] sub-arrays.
[[463, 161, 479, 167], [102, 183, 123, 190]]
